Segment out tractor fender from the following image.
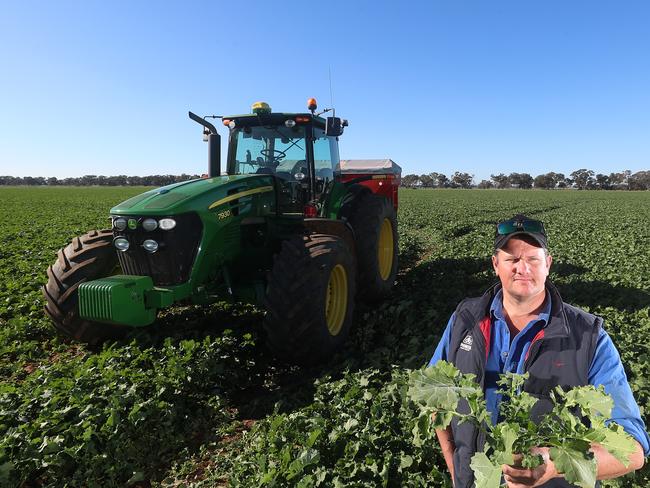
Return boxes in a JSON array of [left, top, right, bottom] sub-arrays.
[[302, 218, 356, 258]]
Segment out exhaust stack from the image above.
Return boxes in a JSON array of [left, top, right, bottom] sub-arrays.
[[188, 111, 221, 177]]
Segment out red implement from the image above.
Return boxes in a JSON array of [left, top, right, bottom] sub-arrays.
[[336, 159, 402, 210]]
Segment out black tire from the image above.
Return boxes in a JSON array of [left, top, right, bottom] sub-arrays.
[[42, 230, 128, 344], [264, 234, 356, 365], [345, 193, 398, 301]]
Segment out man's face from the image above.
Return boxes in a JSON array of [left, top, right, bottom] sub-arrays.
[[492, 236, 552, 301]]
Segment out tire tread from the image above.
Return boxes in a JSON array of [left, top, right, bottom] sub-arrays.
[[42, 229, 127, 344]]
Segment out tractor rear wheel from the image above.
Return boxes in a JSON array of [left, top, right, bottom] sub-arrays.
[[42, 229, 128, 344], [264, 233, 356, 365], [346, 193, 398, 301]]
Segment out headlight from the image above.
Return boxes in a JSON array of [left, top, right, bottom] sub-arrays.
[[113, 218, 127, 231], [159, 218, 176, 230], [114, 237, 130, 251], [142, 239, 159, 253], [285, 119, 296, 128], [142, 218, 158, 231]]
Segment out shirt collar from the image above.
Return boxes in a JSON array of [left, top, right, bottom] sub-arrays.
[[490, 289, 552, 325]]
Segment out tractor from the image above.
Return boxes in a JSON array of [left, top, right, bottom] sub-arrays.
[[43, 99, 400, 364]]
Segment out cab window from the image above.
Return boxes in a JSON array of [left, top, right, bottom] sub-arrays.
[[232, 125, 307, 176], [313, 128, 339, 184]]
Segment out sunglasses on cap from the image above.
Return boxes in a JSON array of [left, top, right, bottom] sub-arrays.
[[496, 218, 546, 236]]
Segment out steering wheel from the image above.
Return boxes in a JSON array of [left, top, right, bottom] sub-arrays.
[[260, 148, 286, 164]]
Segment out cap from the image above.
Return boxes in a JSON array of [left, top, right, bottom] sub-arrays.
[[494, 214, 548, 251]]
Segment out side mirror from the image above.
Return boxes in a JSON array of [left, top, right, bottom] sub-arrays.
[[326, 117, 344, 136]]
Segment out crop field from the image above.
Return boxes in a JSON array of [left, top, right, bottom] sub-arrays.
[[1, 186, 649, 487]]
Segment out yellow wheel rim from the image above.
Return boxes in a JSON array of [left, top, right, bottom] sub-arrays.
[[325, 264, 348, 336], [378, 218, 394, 280]]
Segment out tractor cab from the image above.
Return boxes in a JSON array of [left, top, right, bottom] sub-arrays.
[[223, 100, 345, 214]]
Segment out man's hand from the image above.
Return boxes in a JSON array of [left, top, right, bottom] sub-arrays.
[[502, 448, 560, 487]]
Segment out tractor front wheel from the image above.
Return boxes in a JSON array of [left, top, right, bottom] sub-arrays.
[[42, 229, 128, 344], [264, 233, 356, 365]]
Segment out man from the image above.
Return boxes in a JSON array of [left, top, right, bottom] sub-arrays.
[[429, 214, 648, 487]]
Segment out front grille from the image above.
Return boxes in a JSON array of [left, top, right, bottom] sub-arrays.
[[113, 212, 203, 286]]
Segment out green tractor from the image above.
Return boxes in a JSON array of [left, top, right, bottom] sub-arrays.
[[43, 99, 400, 364]]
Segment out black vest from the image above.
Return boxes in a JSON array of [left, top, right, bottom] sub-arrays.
[[447, 282, 602, 488]]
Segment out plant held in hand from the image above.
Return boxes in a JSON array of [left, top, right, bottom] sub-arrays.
[[408, 361, 637, 488]]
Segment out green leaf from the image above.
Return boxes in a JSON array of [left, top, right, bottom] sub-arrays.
[[400, 454, 414, 469], [470, 452, 503, 488], [550, 445, 597, 488], [497, 371, 528, 392], [126, 471, 145, 484], [306, 428, 322, 448], [343, 418, 358, 431], [407, 362, 482, 416], [411, 412, 431, 447], [585, 423, 637, 466], [495, 423, 518, 465], [562, 386, 614, 420]]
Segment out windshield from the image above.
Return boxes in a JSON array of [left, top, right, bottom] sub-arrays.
[[231, 125, 307, 176]]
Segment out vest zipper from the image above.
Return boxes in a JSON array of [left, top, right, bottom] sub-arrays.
[[476, 429, 486, 454], [524, 339, 544, 371], [474, 325, 487, 389], [473, 319, 488, 453]]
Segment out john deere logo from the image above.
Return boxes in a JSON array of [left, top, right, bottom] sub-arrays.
[[128, 219, 137, 230]]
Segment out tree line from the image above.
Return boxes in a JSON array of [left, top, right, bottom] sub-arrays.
[[1, 169, 649, 190], [0, 174, 201, 186], [401, 169, 650, 190]]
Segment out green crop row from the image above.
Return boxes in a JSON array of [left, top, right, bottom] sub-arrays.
[[0, 187, 648, 487]]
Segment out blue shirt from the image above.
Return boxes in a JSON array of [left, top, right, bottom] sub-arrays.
[[429, 290, 650, 455]]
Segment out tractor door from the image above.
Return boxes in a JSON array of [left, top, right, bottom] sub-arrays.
[[270, 127, 309, 214], [311, 127, 339, 199]]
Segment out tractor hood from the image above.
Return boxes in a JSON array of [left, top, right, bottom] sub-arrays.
[[110, 174, 276, 216]]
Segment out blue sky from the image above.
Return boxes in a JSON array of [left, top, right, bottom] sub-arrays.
[[1, 1, 648, 182]]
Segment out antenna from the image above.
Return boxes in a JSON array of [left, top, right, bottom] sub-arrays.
[[328, 66, 335, 116]]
